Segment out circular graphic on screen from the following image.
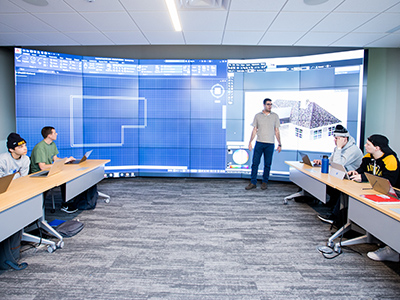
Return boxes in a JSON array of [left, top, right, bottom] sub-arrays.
[[232, 149, 249, 165]]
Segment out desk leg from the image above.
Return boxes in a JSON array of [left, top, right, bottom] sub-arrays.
[[327, 222, 377, 254], [98, 191, 110, 203], [327, 222, 353, 248], [22, 232, 58, 253], [283, 190, 304, 205], [38, 217, 64, 248]]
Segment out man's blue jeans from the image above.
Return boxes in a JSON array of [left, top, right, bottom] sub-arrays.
[[250, 142, 274, 185]]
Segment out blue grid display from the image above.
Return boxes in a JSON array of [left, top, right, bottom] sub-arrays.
[[14, 48, 365, 179]]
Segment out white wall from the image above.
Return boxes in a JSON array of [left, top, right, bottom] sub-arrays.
[[0, 48, 15, 153], [365, 48, 400, 155]]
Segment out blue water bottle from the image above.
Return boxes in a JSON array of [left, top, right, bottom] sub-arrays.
[[321, 155, 329, 174]]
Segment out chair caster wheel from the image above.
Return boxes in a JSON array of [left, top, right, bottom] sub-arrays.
[[334, 244, 342, 254], [47, 245, 56, 253], [57, 241, 64, 249], [104, 198, 110, 203]]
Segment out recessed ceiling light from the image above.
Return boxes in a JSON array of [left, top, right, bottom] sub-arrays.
[[22, 0, 49, 6], [304, 0, 329, 5], [165, 0, 182, 31]]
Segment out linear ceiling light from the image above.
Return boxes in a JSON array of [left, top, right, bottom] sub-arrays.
[[165, 0, 182, 31]]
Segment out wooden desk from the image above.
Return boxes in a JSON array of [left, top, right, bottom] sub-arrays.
[[0, 159, 109, 252], [285, 161, 400, 253]]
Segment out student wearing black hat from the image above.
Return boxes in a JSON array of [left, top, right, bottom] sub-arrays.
[[348, 134, 400, 186], [0, 133, 30, 179], [348, 134, 400, 262]]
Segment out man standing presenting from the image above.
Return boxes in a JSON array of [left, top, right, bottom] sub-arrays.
[[246, 98, 281, 190]]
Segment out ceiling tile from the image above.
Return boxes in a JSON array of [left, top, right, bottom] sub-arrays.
[[144, 31, 185, 44], [119, 0, 168, 11], [354, 13, 400, 33], [81, 12, 139, 31], [27, 32, 80, 45], [283, 0, 346, 12], [0, 32, 46, 45], [295, 32, 347, 46], [180, 11, 228, 31], [222, 30, 264, 45], [386, 2, 400, 12], [33, 12, 98, 32], [0, 22, 18, 33], [225, 11, 277, 31], [184, 31, 223, 44], [258, 31, 305, 45], [229, 0, 287, 11], [8, 0, 74, 13], [312, 12, 376, 32], [63, 0, 125, 12], [0, 13, 58, 32], [103, 31, 149, 45], [365, 33, 400, 47], [0, 1, 26, 13], [128, 11, 174, 31], [331, 32, 386, 46], [334, 0, 400, 13], [64, 31, 114, 45], [268, 11, 328, 32]]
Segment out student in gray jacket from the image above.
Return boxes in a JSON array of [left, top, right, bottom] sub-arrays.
[[314, 125, 363, 225], [313, 125, 363, 171], [0, 133, 30, 179]]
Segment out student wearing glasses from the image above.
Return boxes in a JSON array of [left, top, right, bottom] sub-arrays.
[[246, 98, 281, 191], [0, 133, 30, 179]]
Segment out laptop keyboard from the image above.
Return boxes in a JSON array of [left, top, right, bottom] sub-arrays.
[[32, 170, 49, 177]]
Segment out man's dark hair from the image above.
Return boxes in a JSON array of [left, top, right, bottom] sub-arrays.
[[263, 98, 272, 105], [41, 126, 55, 139]]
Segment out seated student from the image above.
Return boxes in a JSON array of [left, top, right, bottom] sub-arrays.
[[313, 125, 363, 172], [314, 125, 363, 224], [0, 133, 30, 179], [30, 126, 77, 213], [348, 134, 400, 262]]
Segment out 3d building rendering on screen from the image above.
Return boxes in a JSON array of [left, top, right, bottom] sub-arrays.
[[274, 99, 341, 141]]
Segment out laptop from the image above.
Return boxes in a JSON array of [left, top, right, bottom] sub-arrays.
[[301, 154, 320, 167], [66, 150, 93, 164], [0, 173, 16, 194], [365, 173, 400, 199], [329, 162, 350, 180], [31, 158, 67, 177]]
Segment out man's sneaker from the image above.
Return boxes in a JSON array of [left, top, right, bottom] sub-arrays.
[[245, 183, 256, 190], [367, 246, 400, 262], [261, 182, 268, 190], [317, 214, 335, 225], [61, 205, 78, 214]]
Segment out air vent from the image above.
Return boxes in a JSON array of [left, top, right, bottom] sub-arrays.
[[179, 0, 230, 10]]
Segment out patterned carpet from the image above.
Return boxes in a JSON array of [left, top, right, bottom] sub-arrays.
[[1, 178, 400, 300]]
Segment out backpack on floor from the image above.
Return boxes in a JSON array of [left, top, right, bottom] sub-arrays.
[[55, 220, 84, 238], [75, 184, 98, 210], [0, 230, 28, 271]]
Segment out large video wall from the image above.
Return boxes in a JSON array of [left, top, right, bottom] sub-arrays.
[[15, 48, 366, 179]]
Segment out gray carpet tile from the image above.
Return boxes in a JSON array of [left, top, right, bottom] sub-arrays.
[[1, 178, 400, 300]]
